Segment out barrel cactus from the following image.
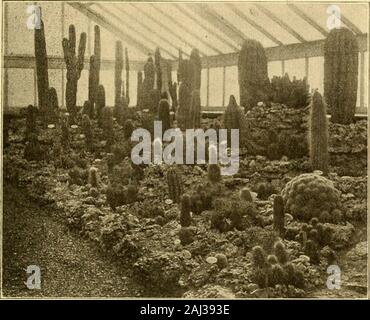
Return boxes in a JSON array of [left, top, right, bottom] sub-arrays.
[[281, 173, 341, 222], [324, 28, 359, 124]]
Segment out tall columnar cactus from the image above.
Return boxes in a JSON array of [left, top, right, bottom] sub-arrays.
[[177, 81, 191, 130], [189, 89, 201, 128], [47, 87, 59, 123], [324, 28, 359, 124], [125, 48, 130, 105], [190, 48, 201, 91], [168, 81, 178, 113], [166, 167, 183, 203], [101, 106, 114, 148], [82, 114, 93, 151], [62, 25, 86, 119], [273, 195, 285, 237], [114, 41, 123, 109], [158, 98, 171, 132], [34, 19, 49, 121], [309, 91, 329, 175], [180, 194, 192, 227], [155, 48, 162, 93], [143, 56, 155, 110], [96, 84, 106, 127], [88, 25, 101, 117], [137, 71, 143, 109], [238, 39, 268, 111]]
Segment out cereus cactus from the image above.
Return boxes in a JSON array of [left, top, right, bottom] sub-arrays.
[[240, 187, 253, 202], [177, 81, 191, 130], [123, 119, 134, 140], [273, 195, 285, 237], [274, 241, 288, 264], [190, 48, 201, 91], [114, 41, 124, 110], [82, 114, 93, 151], [324, 28, 359, 124], [155, 48, 162, 93], [158, 98, 171, 132], [238, 39, 269, 110], [62, 25, 86, 119], [125, 47, 130, 104], [166, 167, 182, 203], [25, 105, 38, 140], [60, 114, 70, 149], [208, 163, 221, 183], [96, 84, 106, 127], [47, 87, 59, 123], [168, 81, 178, 113], [252, 246, 268, 269], [34, 18, 49, 121], [142, 56, 155, 110], [180, 194, 192, 227], [281, 173, 341, 222], [309, 91, 329, 175], [101, 106, 114, 146], [88, 166, 99, 188], [137, 71, 143, 109], [189, 89, 201, 129], [88, 25, 101, 118]]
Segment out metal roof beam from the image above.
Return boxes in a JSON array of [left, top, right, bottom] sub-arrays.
[[254, 3, 307, 43], [68, 2, 152, 56], [340, 13, 363, 35], [228, 3, 283, 46], [287, 3, 329, 37]]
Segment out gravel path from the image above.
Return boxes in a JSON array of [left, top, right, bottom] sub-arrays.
[[2, 184, 141, 298]]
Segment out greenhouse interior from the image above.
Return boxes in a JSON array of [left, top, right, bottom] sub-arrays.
[[2, 1, 369, 299]]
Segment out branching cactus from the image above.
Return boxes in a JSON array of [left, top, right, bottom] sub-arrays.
[[137, 71, 143, 109], [189, 89, 201, 129], [158, 98, 171, 132], [166, 167, 183, 203], [238, 39, 268, 110], [180, 194, 192, 227], [309, 91, 329, 175], [324, 28, 358, 124], [273, 195, 285, 237], [62, 25, 86, 120], [34, 18, 49, 122], [155, 48, 162, 93], [114, 41, 123, 110], [125, 47, 130, 105]]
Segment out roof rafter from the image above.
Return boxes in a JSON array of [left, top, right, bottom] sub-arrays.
[[174, 3, 239, 52], [254, 3, 307, 43], [148, 3, 223, 55], [287, 3, 329, 37], [185, 4, 244, 46], [114, 4, 181, 58], [95, 3, 176, 59], [340, 13, 363, 35], [130, 3, 192, 58], [68, 2, 152, 56], [229, 3, 283, 46]]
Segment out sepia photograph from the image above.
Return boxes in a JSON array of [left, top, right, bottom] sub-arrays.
[[1, 0, 368, 301]]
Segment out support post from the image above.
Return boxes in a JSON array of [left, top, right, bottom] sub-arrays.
[[222, 66, 226, 107]]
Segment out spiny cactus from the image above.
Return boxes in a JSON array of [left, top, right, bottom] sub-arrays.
[[101, 106, 114, 146], [238, 39, 268, 110], [309, 91, 329, 175], [178, 227, 195, 245], [269, 264, 286, 287], [82, 114, 93, 151], [47, 87, 59, 123], [189, 89, 201, 129], [215, 253, 228, 269], [240, 187, 253, 202], [168, 81, 178, 113], [274, 241, 288, 265], [142, 56, 155, 111], [96, 84, 106, 127], [177, 81, 191, 130], [273, 195, 285, 237], [155, 48, 162, 93], [208, 163, 221, 183], [252, 246, 268, 269], [125, 47, 130, 105], [34, 18, 49, 122], [88, 166, 99, 188], [180, 194, 192, 227], [267, 254, 278, 265], [114, 41, 123, 111], [137, 71, 143, 109], [324, 28, 358, 124], [158, 98, 171, 132], [62, 24, 86, 120], [166, 167, 182, 203], [88, 25, 101, 118], [190, 48, 201, 91]]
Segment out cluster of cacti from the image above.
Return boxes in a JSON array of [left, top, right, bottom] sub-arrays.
[[324, 28, 359, 124], [62, 24, 86, 120], [273, 195, 285, 237], [269, 74, 310, 108], [309, 91, 329, 175], [81, 114, 93, 151], [251, 242, 305, 289], [238, 39, 269, 111], [88, 25, 101, 118], [106, 183, 138, 210], [158, 96, 171, 132], [255, 182, 277, 200], [180, 194, 192, 227], [176, 49, 202, 130], [281, 173, 341, 222], [207, 163, 221, 183], [24, 133, 42, 161], [166, 167, 183, 203]]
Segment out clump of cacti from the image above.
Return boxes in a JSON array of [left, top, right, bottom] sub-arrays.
[[88, 166, 99, 188], [207, 163, 221, 183], [273, 195, 285, 237], [166, 167, 183, 203], [281, 173, 341, 222], [88, 25, 101, 118], [324, 28, 358, 124], [62, 24, 86, 120], [309, 91, 329, 175], [81, 114, 93, 151], [34, 19, 49, 122], [238, 39, 268, 111], [256, 182, 277, 200], [106, 183, 138, 210], [180, 194, 192, 227], [158, 97, 171, 132]]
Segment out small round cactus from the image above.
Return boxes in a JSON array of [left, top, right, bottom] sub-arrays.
[[88, 166, 99, 188], [252, 246, 268, 269], [240, 187, 253, 202], [274, 241, 288, 265], [215, 253, 228, 269]]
